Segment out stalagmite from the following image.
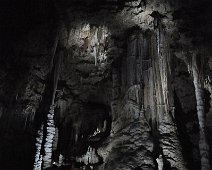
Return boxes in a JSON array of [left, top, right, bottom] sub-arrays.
[[103, 120, 107, 132], [2, 1, 212, 170], [52, 127, 59, 153], [58, 154, 63, 166], [154, 31, 187, 169], [191, 54, 211, 170], [33, 124, 44, 170], [33, 27, 62, 170], [76, 146, 99, 165], [43, 105, 56, 169], [43, 50, 63, 169], [156, 155, 163, 170]]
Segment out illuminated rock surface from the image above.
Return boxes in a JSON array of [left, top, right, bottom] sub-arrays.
[[0, 0, 212, 170]]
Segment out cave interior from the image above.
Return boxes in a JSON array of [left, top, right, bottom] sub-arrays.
[[0, 0, 212, 170]]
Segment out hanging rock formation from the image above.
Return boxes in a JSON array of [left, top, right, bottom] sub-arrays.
[[0, 0, 212, 170]]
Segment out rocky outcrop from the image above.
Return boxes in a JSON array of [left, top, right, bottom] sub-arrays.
[[0, 0, 212, 170], [98, 85, 155, 170]]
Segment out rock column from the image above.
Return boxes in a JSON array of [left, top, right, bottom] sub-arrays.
[[191, 54, 211, 170]]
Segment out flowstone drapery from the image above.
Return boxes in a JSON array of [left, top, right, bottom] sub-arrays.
[[98, 25, 188, 169], [1, 1, 212, 170], [150, 25, 187, 170]]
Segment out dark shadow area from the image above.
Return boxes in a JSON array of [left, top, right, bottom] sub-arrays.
[[174, 91, 201, 170]]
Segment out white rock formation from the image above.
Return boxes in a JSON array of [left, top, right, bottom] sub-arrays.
[[76, 146, 99, 165], [42, 105, 56, 169], [33, 124, 44, 170]]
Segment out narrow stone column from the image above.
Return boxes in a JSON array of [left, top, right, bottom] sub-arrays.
[[43, 49, 63, 169], [156, 155, 163, 170], [192, 55, 211, 170], [33, 124, 44, 170], [52, 127, 59, 160], [150, 26, 187, 169], [42, 105, 56, 169], [32, 25, 63, 169], [127, 35, 137, 87]]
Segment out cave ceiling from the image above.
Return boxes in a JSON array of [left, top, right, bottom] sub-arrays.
[[0, 0, 212, 170]]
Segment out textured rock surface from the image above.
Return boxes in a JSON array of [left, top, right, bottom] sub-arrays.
[[98, 85, 154, 170], [98, 118, 154, 170], [0, 0, 211, 170]]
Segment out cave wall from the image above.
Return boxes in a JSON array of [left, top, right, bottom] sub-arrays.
[[0, 0, 212, 170]]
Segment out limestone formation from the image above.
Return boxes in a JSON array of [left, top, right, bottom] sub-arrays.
[[0, 0, 211, 170]]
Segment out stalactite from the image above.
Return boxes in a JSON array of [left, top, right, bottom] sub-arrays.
[[191, 54, 211, 170], [33, 124, 44, 170], [154, 31, 187, 169], [137, 33, 143, 84], [156, 27, 160, 56], [142, 32, 158, 133], [127, 35, 137, 87]]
